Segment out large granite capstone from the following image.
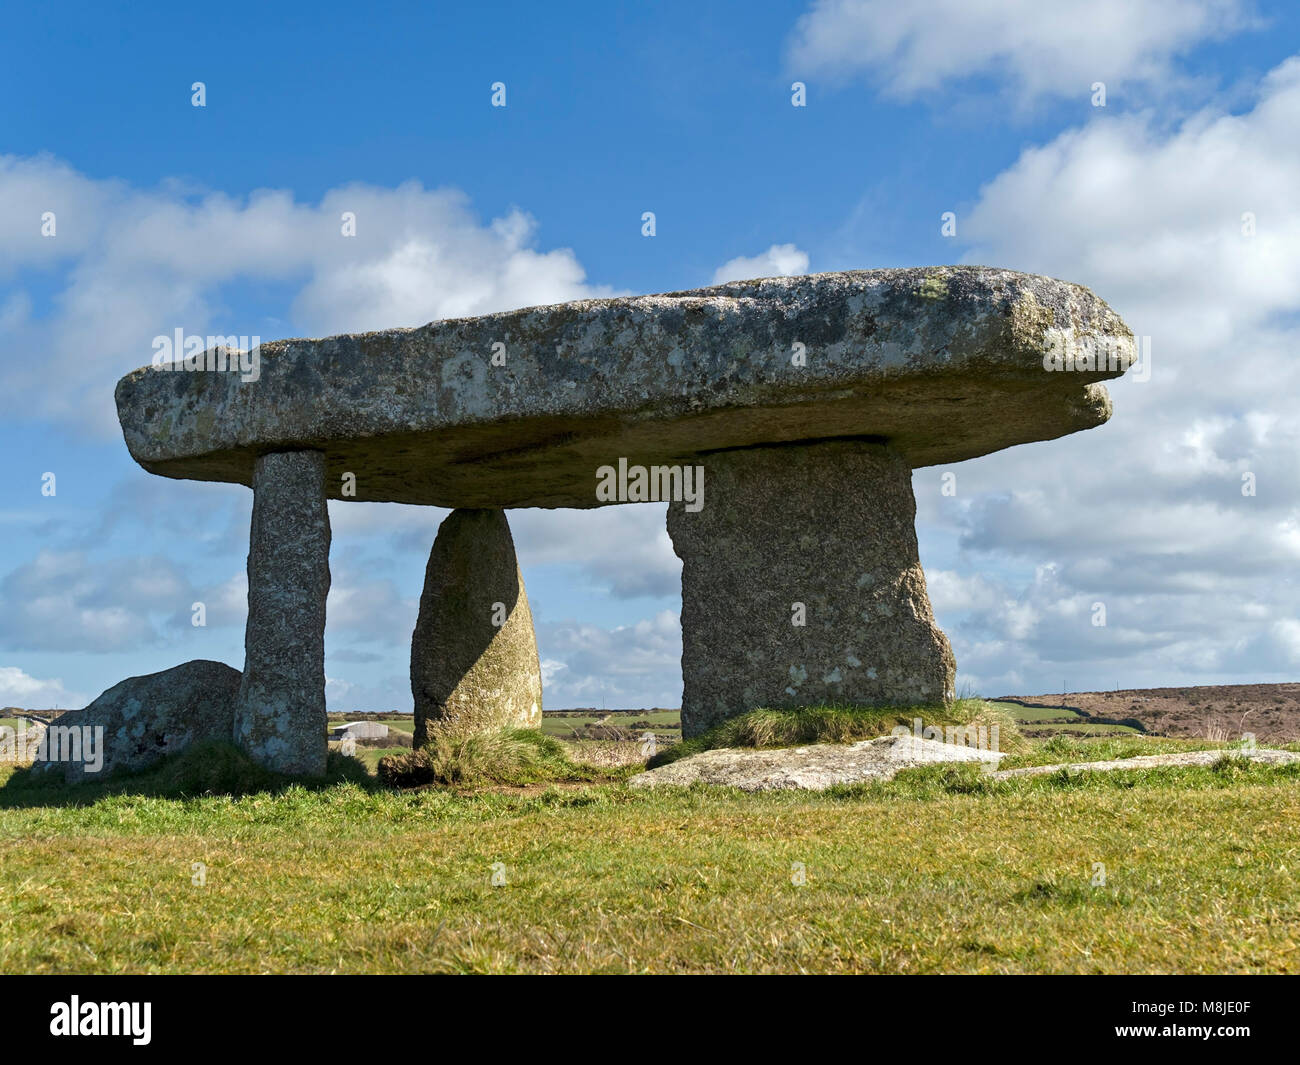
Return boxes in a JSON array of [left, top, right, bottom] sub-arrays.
[[115, 267, 1133, 509]]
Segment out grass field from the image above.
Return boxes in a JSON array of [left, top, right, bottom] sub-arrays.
[[997, 700, 1141, 737], [2, 719, 1298, 973], [1000, 703, 1088, 722], [1020, 722, 1140, 735], [540, 710, 682, 740]]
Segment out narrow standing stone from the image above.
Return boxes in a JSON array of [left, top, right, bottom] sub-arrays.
[[233, 449, 331, 775], [668, 440, 955, 738], [412, 509, 542, 743]]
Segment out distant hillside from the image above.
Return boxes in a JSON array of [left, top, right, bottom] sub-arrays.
[[997, 683, 1300, 743]]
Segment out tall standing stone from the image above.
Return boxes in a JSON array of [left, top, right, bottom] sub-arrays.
[[412, 509, 543, 743], [233, 450, 331, 775], [668, 440, 955, 738]]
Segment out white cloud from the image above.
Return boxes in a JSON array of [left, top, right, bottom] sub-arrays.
[[786, 0, 1255, 102], [0, 157, 617, 433], [0, 665, 85, 710], [537, 611, 682, 709], [712, 243, 810, 285], [913, 53, 1300, 695], [0, 550, 194, 652], [511, 506, 680, 600]]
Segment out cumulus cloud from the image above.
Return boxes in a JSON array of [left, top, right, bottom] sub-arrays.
[[537, 610, 682, 709], [711, 243, 810, 285], [0, 665, 85, 710], [914, 53, 1300, 695], [786, 0, 1255, 102], [511, 506, 680, 600], [0, 155, 617, 433], [0, 550, 196, 652]]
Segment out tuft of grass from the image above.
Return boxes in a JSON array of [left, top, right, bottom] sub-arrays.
[[377, 727, 626, 789], [648, 698, 1025, 767]]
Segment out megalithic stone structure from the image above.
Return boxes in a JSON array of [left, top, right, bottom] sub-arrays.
[[113, 267, 1136, 762], [411, 509, 543, 743]]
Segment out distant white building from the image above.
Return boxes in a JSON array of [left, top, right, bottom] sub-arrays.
[[330, 721, 389, 741]]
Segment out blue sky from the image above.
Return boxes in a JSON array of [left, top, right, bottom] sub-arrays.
[[3, 0, 1300, 711]]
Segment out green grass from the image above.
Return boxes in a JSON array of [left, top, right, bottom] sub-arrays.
[[2, 714, 1299, 973], [649, 699, 1024, 767], [540, 714, 605, 736], [540, 709, 682, 739], [997, 733, 1252, 769], [994, 700, 1142, 737], [1, 751, 1299, 973], [351, 746, 410, 773], [998, 702, 1086, 723], [1020, 722, 1140, 735], [376, 728, 628, 788]]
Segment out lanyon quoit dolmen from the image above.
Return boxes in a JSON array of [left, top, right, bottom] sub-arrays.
[[113, 266, 1135, 777]]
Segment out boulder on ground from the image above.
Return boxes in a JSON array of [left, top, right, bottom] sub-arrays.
[[33, 659, 241, 784]]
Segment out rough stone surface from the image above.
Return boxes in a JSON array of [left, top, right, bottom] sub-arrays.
[[32, 660, 241, 784], [992, 748, 1300, 779], [629, 733, 1003, 791], [232, 450, 330, 775], [412, 509, 543, 741], [669, 440, 955, 737], [114, 267, 1133, 509]]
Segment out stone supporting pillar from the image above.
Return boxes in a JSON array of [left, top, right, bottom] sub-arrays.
[[233, 449, 331, 775], [667, 440, 955, 738], [411, 509, 543, 744]]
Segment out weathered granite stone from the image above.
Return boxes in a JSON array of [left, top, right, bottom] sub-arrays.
[[992, 748, 1300, 779], [668, 441, 954, 737], [32, 660, 241, 784], [114, 267, 1133, 508], [411, 509, 543, 742], [629, 733, 1003, 791], [232, 450, 330, 775]]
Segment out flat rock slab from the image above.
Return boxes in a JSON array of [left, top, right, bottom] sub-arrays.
[[115, 267, 1132, 509], [628, 733, 1003, 792], [992, 748, 1300, 779]]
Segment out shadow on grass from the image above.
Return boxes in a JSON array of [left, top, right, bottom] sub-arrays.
[[0, 740, 379, 809]]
